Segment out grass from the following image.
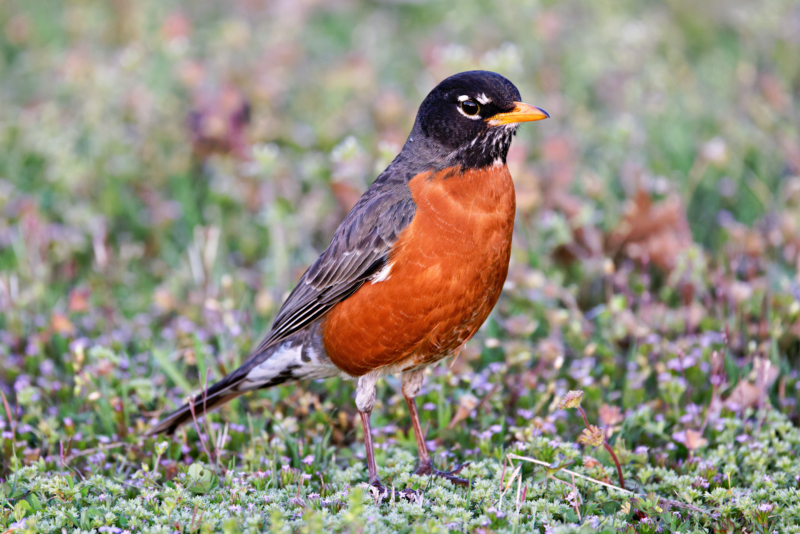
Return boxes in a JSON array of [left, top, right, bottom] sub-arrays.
[[1, 0, 800, 531]]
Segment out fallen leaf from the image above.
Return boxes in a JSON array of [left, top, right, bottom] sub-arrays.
[[683, 429, 708, 451], [188, 85, 251, 160], [607, 189, 692, 271], [68, 288, 90, 313], [447, 394, 479, 430], [723, 358, 779, 410], [51, 313, 75, 336], [725, 381, 762, 411], [153, 286, 177, 312], [599, 404, 624, 427], [583, 456, 601, 469]]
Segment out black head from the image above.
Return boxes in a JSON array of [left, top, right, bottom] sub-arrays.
[[404, 70, 548, 170]]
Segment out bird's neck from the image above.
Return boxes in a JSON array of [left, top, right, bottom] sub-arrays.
[[400, 127, 515, 172]]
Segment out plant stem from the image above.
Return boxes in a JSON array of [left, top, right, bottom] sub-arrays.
[[578, 406, 625, 490], [602, 441, 625, 490]]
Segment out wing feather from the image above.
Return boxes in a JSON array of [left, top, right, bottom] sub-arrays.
[[250, 181, 417, 358]]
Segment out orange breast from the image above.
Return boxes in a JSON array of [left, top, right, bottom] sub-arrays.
[[322, 165, 516, 376]]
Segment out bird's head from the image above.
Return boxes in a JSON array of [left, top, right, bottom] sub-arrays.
[[407, 70, 549, 170]]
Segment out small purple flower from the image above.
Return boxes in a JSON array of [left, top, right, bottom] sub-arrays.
[[487, 507, 506, 519], [301, 455, 315, 465], [565, 491, 579, 506], [474, 429, 493, 441]]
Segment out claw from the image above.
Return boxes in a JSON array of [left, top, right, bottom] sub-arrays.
[[369, 479, 422, 503], [368, 479, 389, 502], [413, 461, 471, 486], [397, 488, 423, 503]]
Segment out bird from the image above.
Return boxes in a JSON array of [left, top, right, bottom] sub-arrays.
[[147, 70, 549, 492]]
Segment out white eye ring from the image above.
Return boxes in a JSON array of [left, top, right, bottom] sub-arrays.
[[456, 99, 481, 120]]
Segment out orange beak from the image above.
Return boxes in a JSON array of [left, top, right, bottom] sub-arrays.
[[486, 102, 550, 126]]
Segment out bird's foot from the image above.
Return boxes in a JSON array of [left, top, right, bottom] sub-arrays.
[[414, 461, 471, 486], [368, 479, 422, 503]]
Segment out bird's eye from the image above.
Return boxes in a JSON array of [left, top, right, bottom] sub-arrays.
[[460, 100, 480, 116]]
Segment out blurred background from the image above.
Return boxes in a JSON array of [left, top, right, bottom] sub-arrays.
[[1, 0, 800, 477]]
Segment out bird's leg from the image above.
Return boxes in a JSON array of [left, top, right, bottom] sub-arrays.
[[356, 374, 387, 495], [402, 369, 470, 486], [359, 410, 383, 487]]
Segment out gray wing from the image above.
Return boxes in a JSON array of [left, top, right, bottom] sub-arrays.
[[252, 181, 417, 355]]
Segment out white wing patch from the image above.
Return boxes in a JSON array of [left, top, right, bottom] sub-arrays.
[[371, 262, 393, 284], [242, 342, 338, 389]]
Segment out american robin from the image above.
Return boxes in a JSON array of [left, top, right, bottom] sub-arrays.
[[148, 70, 549, 490]]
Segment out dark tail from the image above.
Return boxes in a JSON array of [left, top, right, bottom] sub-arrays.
[[146, 334, 341, 436], [145, 369, 247, 436]]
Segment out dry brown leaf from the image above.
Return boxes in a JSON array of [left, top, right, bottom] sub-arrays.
[[724, 360, 778, 410], [725, 381, 761, 410], [447, 394, 479, 430], [683, 429, 708, 451], [503, 315, 538, 337], [153, 286, 177, 312], [583, 456, 601, 469], [599, 404, 624, 427], [51, 313, 75, 336], [188, 85, 251, 160], [537, 337, 564, 363], [607, 189, 692, 271], [68, 288, 90, 313]]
